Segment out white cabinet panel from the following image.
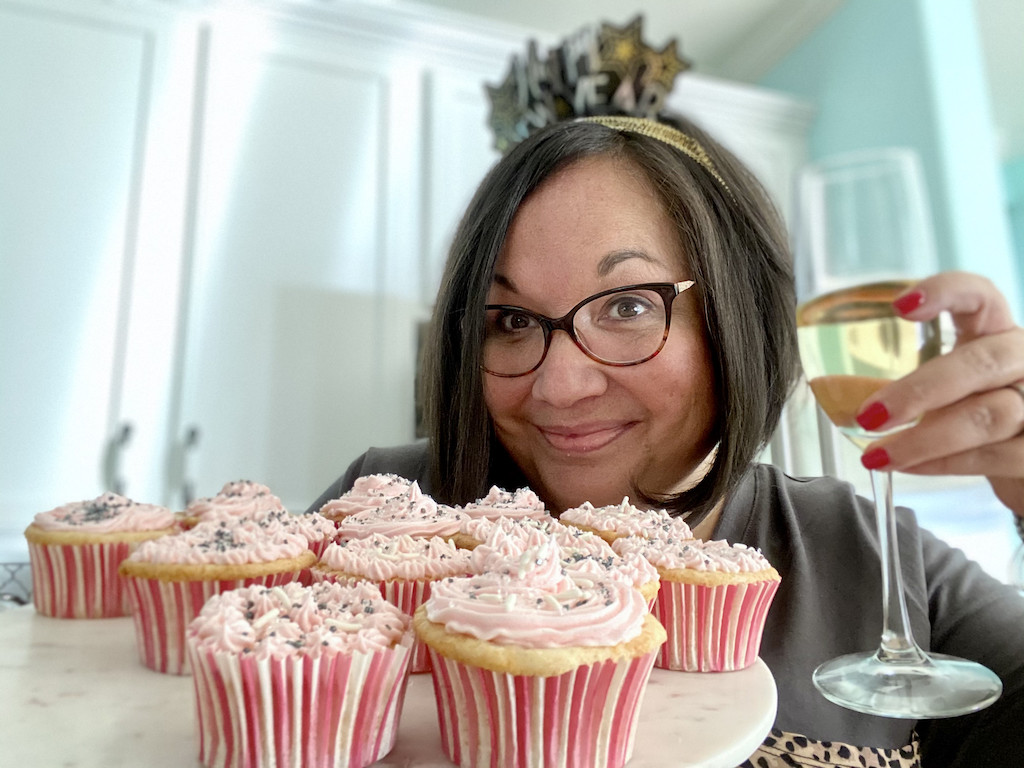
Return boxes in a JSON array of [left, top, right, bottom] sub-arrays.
[[0, 0, 185, 556], [174, 19, 422, 511]]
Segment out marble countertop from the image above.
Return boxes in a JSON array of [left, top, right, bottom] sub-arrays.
[[0, 606, 776, 767]]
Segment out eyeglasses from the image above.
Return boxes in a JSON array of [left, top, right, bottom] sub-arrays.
[[482, 280, 695, 377]]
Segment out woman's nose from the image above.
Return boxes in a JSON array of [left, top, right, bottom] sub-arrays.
[[530, 330, 607, 406]]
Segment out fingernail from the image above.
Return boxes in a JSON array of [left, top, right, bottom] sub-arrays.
[[893, 290, 925, 315], [856, 401, 890, 431], [862, 447, 890, 470]]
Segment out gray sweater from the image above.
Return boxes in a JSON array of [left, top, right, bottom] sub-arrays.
[[308, 443, 1024, 766]]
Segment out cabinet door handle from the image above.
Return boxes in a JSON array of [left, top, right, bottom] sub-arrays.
[[180, 425, 201, 508], [102, 422, 133, 495]]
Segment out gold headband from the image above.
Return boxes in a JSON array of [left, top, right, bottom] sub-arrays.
[[579, 116, 732, 197]]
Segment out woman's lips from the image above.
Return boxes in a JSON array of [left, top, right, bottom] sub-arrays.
[[537, 422, 633, 453]]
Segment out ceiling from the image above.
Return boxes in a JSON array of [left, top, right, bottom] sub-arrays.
[[399, 0, 1023, 160]]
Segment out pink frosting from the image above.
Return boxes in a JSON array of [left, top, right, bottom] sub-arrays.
[[560, 497, 693, 540], [317, 534, 473, 580], [469, 523, 659, 591], [458, 486, 549, 521], [456, 514, 567, 543], [184, 480, 283, 522], [425, 537, 648, 648], [612, 536, 775, 573], [32, 493, 175, 532], [236, 508, 335, 545], [335, 482, 468, 539], [126, 519, 309, 565], [187, 581, 412, 660], [317, 473, 417, 519]]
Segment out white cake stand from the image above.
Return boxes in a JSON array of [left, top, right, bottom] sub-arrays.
[[0, 606, 776, 767]]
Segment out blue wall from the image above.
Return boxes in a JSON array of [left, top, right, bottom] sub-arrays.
[[760, 0, 1020, 316]]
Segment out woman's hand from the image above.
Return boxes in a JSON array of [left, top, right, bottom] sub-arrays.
[[855, 271, 1024, 517]]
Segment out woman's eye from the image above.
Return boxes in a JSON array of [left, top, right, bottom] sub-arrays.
[[605, 295, 653, 320], [498, 311, 536, 333]]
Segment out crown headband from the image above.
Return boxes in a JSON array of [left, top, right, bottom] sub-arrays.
[[579, 115, 733, 196], [486, 15, 690, 154]]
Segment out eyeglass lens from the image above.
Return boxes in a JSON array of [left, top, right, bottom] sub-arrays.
[[483, 285, 671, 376]]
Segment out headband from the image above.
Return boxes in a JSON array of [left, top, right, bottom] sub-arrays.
[[580, 115, 733, 197]]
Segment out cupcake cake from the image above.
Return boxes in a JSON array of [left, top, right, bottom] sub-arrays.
[[187, 581, 413, 768], [311, 533, 474, 672], [316, 473, 416, 523], [119, 519, 315, 674], [24, 493, 177, 618], [612, 535, 780, 672], [334, 481, 469, 541], [559, 497, 694, 544], [179, 480, 283, 529], [415, 538, 666, 768]]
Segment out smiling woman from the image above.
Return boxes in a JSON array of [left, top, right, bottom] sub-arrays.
[[308, 112, 1024, 767]]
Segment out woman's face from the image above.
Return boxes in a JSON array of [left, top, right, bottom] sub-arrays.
[[483, 155, 718, 513]]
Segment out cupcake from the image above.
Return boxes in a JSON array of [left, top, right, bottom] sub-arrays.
[[612, 535, 780, 672], [559, 497, 694, 544], [311, 533, 474, 672], [236, 507, 336, 585], [187, 581, 413, 768], [466, 518, 661, 607], [458, 485, 551, 522], [119, 519, 315, 674], [316, 473, 417, 523], [415, 538, 666, 768], [24, 493, 177, 618], [178, 480, 283, 529], [334, 481, 469, 541]]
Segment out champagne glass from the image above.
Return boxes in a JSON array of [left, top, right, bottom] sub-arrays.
[[794, 148, 1003, 718]]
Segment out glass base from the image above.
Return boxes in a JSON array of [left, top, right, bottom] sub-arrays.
[[813, 651, 1002, 719]]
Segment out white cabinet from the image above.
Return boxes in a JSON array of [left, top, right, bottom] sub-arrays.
[[0, 0, 813, 559]]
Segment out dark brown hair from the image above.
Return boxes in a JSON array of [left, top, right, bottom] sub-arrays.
[[421, 115, 798, 521]]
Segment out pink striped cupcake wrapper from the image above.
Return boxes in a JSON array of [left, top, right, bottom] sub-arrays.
[[28, 539, 136, 619], [123, 571, 301, 676], [427, 649, 658, 768], [652, 577, 780, 672], [310, 572, 434, 674], [187, 641, 412, 768]]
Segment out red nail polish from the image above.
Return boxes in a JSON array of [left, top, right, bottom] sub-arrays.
[[893, 291, 925, 315], [856, 401, 890, 431], [862, 447, 890, 470]]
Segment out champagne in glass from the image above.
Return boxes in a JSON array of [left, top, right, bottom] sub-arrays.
[[794, 150, 1002, 718]]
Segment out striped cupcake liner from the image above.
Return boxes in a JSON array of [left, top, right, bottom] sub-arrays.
[[28, 539, 136, 619], [310, 572, 433, 674], [187, 642, 412, 768], [651, 578, 780, 672], [427, 649, 657, 768], [123, 571, 301, 675]]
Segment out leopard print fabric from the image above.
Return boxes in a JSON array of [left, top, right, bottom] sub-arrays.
[[739, 728, 921, 767]]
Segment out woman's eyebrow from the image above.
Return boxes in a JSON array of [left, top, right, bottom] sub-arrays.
[[596, 249, 655, 276], [490, 273, 518, 294]]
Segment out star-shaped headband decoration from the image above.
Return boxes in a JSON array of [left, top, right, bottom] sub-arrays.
[[486, 15, 692, 155]]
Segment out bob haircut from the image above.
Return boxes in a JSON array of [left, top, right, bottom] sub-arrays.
[[421, 114, 798, 521]]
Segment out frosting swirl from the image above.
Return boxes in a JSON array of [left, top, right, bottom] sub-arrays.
[[184, 480, 282, 522], [317, 533, 473, 581], [187, 581, 412, 659], [612, 536, 775, 573], [32, 493, 175, 532], [560, 497, 693, 540], [458, 486, 549, 521], [335, 482, 468, 539], [425, 537, 648, 648], [317, 473, 417, 520], [127, 519, 308, 565]]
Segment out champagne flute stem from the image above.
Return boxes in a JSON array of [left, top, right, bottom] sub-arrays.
[[869, 468, 929, 664]]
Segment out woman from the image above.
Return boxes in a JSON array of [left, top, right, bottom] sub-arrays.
[[309, 115, 1024, 766]]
